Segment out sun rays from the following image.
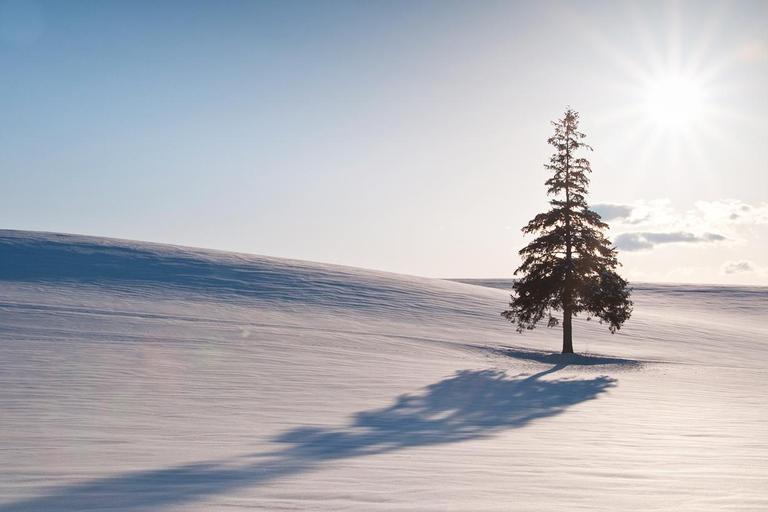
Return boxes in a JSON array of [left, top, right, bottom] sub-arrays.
[[565, 1, 757, 188]]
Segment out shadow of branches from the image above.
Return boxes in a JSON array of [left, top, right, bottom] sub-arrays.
[[1, 368, 616, 511]]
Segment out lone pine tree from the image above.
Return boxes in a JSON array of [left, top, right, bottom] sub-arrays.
[[502, 107, 632, 354]]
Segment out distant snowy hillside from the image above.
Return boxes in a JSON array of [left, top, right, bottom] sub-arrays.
[[1, 230, 767, 511]]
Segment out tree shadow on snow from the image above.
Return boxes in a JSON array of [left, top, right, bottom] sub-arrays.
[[0, 368, 615, 511], [477, 345, 646, 370]]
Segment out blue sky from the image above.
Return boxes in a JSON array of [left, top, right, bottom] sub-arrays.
[[2, 0, 767, 283]]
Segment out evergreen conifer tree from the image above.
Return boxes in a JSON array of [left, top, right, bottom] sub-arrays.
[[502, 107, 633, 354]]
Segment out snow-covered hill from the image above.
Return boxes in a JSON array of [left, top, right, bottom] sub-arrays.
[[1, 230, 766, 511]]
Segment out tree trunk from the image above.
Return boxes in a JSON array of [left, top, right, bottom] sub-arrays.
[[562, 122, 574, 355], [562, 307, 574, 354]]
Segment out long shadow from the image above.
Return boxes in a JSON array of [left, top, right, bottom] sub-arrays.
[[1, 368, 616, 511]]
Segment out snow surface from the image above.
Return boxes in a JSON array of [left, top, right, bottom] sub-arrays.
[[1, 230, 766, 511]]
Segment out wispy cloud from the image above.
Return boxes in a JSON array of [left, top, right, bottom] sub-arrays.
[[594, 199, 768, 252], [721, 260, 767, 276], [615, 231, 727, 251], [596, 199, 768, 229], [592, 203, 633, 222], [592, 200, 663, 225], [693, 200, 768, 227]]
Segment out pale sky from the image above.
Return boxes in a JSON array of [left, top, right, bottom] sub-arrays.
[[2, 0, 767, 284]]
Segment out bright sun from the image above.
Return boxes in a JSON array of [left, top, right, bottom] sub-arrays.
[[643, 74, 704, 130]]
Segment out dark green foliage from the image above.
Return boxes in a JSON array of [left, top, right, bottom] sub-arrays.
[[502, 107, 632, 353]]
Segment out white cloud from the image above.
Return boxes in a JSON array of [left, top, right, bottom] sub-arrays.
[[596, 199, 768, 252], [597, 199, 768, 231], [693, 200, 768, 228]]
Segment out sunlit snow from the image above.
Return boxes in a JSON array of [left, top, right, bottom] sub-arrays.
[[1, 230, 766, 510]]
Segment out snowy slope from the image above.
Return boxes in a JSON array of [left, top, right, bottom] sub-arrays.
[[1, 230, 766, 511]]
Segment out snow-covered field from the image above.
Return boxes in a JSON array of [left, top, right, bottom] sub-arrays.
[[1, 230, 766, 511]]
